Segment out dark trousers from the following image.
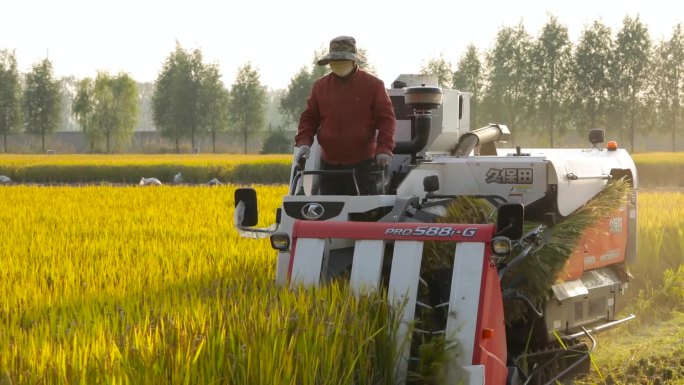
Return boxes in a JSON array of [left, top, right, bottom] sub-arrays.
[[319, 159, 381, 196]]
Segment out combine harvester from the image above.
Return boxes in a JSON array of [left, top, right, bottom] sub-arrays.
[[234, 75, 638, 385]]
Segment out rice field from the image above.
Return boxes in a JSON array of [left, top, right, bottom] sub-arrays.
[[0, 184, 682, 384], [635, 191, 684, 280], [0, 185, 396, 385], [632, 152, 684, 166]]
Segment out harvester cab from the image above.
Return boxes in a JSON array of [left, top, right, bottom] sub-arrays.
[[234, 75, 638, 385]]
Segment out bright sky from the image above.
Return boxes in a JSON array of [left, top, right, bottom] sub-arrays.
[[2, 0, 680, 90]]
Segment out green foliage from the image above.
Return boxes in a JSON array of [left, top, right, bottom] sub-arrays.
[[529, 15, 573, 147], [356, 48, 376, 75], [633, 266, 684, 325], [660, 265, 684, 301], [571, 21, 614, 130], [408, 335, 457, 385], [453, 45, 483, 127], [227, 63, 266, 154], [0, 49, 22, 153], [610, 16, 652, 152], [89, 72, 139, 153], [260, 129, 292, 154], [224, 162, 290, 184], [575, 312, 684, 385], [153, 43, 227, 153], [481, 23, 535, 140], [279, 49, 327, 127], [71, 72, 140, 153], [22, 58, 61, 152], [650, 23, 684, 152], [153, 43, 192, 151], [199, 64, 229, 153], [72, 77, 95, 150], [0, 161, 291, 184], [279, 67, 314, 126], [420, 54, 453, 88]]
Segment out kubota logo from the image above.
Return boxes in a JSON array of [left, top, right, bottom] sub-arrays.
[[301, 203, 324, 220]]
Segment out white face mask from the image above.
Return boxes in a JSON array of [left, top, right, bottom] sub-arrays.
[[329, 61, 354, 77]]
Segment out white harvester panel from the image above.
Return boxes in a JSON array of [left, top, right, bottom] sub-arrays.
[[498, 148, 638, 216], [349, 240, 385, 295], [396, 156, 549, 208], [397, 147, 637, 217]]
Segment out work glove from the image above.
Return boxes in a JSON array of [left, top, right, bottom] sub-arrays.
[[375, 153, 392, 168], [295, 145, 310, 163]]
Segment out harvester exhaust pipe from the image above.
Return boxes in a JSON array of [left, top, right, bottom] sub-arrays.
[[394, 114, 432, 154], [394, 85, 443, 155], [452, 124, 511, 156]]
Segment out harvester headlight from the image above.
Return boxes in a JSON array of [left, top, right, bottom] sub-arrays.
[[270, 233, 290, 251], [491, 236, 511, 256]]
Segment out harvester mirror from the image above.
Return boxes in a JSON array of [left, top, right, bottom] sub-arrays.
[[496, 203, 524, 239], [589, 128, 605, 145], [234, 188, 258, 227], [423, 175, 439, 193]]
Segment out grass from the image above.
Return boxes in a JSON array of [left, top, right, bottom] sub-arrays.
[[575, 312, 684, 385]]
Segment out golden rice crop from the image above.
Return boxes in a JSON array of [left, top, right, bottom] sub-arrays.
[[631, 191, 684, 295], [0, 185, 397, 385], [0, 183, 681, 384], [632, 152, 684, 166]]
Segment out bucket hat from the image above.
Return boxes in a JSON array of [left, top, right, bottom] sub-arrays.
[[317, 36, 365, 65]]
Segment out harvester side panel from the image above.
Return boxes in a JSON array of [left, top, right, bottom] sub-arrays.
[[446, 242, 508, 385], [395, 157, 549, 207], [471, 250, 509, 385], [560, 205, 629, 281]]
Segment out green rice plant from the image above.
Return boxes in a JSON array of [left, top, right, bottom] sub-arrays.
[[0, 154, 291, 184]]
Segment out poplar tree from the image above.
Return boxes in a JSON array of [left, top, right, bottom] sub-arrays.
[[0, 49, 22, 152], [23, 58, 61, 152], [227, 63, 266, 154]]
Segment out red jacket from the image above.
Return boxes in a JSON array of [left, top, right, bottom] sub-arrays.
[[295, 67, 396, 165]]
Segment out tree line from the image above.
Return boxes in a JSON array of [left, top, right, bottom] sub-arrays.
[[1, 15, 683, 153], [0, 42, 268, 154], [421, 16, 684, 152]]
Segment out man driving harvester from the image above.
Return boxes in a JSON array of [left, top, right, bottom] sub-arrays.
[[294, 35, 396, 195]]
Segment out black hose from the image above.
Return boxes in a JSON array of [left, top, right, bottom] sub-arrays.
[[394, 114, 431, 154]]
